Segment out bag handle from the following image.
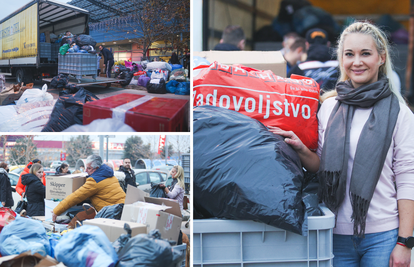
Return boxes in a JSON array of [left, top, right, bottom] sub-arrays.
[[193, 63, 260, 72]]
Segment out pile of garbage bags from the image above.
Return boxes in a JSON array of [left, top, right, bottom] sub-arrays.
[[0, 208, 185, 267], [115, 60, 190, 95]]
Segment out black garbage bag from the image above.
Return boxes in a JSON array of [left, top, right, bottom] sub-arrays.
[[41, 87, 99, 132], [146, 78, 167, 94], [112, 223, 131, 254], [116, 230, 184, 267], [150, 183, 167, 198], [75, 34, 97, 47], [95, 204, 124, 220], [194, 105, 306, 235], [302, 170, 323, 216], [120, 72, 134, 86], [50, 74, 69, 89]]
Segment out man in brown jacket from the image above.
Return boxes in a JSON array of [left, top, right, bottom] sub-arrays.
[[52, 155, 125, 221]]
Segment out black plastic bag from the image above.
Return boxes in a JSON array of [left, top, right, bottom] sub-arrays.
[[194, 106, 306, 235], [95, 204, 124, 220], [150, 183, 167, 198], [41, 87, 99, 132], [112, 223, 131, 254], [146, 78, 166, 94], [120, 72, 134, 86], [116, 230, 184, 267], [75, 34, 96, 47], [50, 74, 69, 89], [302, 170, 323, 216], [14, 200, 27, 214]]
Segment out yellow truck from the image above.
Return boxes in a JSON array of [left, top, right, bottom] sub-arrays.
[[0, 0, 90, 84]]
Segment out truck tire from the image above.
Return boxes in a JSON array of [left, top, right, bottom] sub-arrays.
[[16, 68, 33, 84], [16, 68, 25, 84]]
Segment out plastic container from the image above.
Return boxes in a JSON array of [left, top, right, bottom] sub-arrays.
[[58, 53, 97, 83], [39, 42, 51, 62], [181, 153, 190, 184], [193, 205, 335, 267], [173, 243, 187, 267], [51, 43, 60, 63]]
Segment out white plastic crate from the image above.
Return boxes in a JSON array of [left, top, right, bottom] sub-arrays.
[[173, 243, 187, 267], [193, 205, 335, 267], [58, 53, 97, 82]]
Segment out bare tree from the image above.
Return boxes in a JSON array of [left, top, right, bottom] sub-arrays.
[[169, 135, 190, 161], [0, 135, 7, 162], [66, 136, 93, 166], [9, 136, 38, 165], [89, 0, 190, 58]]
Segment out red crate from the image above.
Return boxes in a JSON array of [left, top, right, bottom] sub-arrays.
[[83, 93, 189, 132]]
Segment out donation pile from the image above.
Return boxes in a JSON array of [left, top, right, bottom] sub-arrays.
[[193, 53, 322, 235], [0, 184, 186, 266], [116, 60, 190, 95]]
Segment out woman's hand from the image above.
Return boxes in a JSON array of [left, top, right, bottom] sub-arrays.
[[389, 244, 411, 267], [268, 126, 306, 153], [1, 202, 5, 207], [267, 126, 320, 173]]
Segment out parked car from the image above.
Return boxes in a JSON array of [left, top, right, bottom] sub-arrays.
[[8, 172, 20, 186], [44, 170, 56, 176], [50, 161, 63, 169], [133, 169, 168, 193], [152, 164, 174, 174], [10, 166, 25, 176]]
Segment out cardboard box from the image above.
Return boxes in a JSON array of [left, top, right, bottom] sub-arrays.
[[0, 87, 26, 105], [46, 173, 87, 200], [194, 51, 287, 77], [83, 218, 147, 242], [83, 93, 189, 132], [45, 199, 84, 222], [121, 185, 182, 243], [0, 252, 66, 266]]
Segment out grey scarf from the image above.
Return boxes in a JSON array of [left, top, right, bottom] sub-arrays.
[[318, 77, 400, 237]]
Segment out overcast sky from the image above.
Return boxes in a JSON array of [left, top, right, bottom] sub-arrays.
[[1, 0, 72, 21]]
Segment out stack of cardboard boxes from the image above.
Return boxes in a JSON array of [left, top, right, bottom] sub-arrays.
[[84, 185, 183, 243]]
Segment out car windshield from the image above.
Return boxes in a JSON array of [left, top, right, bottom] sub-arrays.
[[8, 173, 19, 186], [11, 168, 23, 174]]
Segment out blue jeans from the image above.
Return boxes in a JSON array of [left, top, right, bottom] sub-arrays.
[[333, 228, 398, 267]]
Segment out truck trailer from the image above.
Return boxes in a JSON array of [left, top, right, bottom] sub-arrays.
[[0, 0, 90, 84]]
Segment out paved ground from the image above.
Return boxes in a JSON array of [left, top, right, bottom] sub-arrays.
[[5, 76, 190, 101]]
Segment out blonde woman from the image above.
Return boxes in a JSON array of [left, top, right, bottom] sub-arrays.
[[161, 165, 185, 211], [21, 163, 46, 216], [270, 21, 414, 266]]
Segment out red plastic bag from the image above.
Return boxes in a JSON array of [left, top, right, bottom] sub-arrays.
[[193, 62, 320, 151], [133, 71, 147, 76], [0, 207, 16, 232]]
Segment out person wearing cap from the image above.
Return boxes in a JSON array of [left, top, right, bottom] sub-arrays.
[[16, 159, 46, 198], [213, 25, 245, 51], [288, 28, 339, 95]]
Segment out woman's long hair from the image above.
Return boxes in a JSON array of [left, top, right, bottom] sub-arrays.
[[172, 165, 185, 189], [30, 163, 43, 176]]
